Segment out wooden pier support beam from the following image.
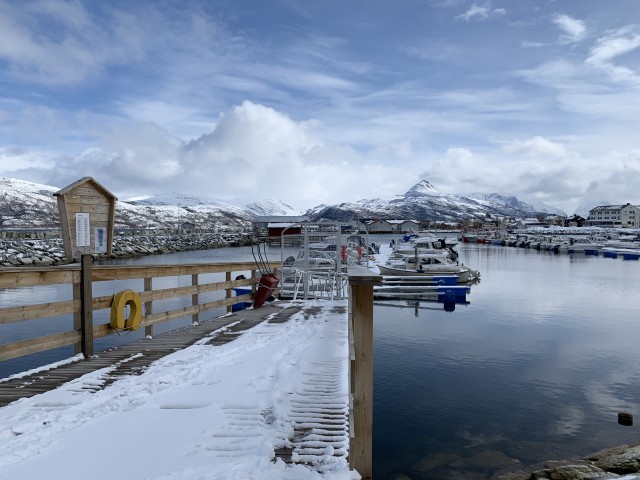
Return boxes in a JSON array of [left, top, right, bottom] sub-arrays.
[[348, 267, 382, 480], [144, 277, 153, 337], [80, 254, 94, 358]]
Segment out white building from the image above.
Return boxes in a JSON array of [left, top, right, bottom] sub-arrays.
[[586, 204, 640, 228], [366, 219, 419, 233], [515, 218, 546, 229]]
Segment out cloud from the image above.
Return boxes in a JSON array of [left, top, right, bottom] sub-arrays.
[[454, 3, 506, 22], [552, 14, 586, 43], [585, 26, 640, 84], [521, 41, 548, 49], [0, 1, 146, 85], [35, 101, 413, 210], [503, 136, 572, 159], [0, 147, 55, 172]]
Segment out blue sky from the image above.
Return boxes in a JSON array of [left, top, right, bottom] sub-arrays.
[[0, 0, 639, 213]]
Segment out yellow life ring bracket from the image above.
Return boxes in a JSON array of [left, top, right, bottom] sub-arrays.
[[110, 289, 143, 330]]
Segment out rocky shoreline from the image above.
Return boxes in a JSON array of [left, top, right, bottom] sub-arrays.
[[392, 442, 640, 480], [494, 442, 640, 480], [0, 232, 253, 267]]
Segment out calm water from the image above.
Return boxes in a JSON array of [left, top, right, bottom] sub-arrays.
[[2, 236, 640, 478], [373, 238, 640, 479]]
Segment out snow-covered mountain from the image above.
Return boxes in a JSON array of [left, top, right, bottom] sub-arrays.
[[0, 178, 296, 230], [240, 199, 298, 217], [1, 176, 569, 230], [468, 193, 566, 216], [573, 199, 611, 218], [305, 180, 567, 222]]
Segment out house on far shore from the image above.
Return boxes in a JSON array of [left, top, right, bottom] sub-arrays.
[[542, 214, 566, 226], [366, 219, 419, 233], [565, 215, 586, 227], [267, 222, 302, 237], [180, 221, 196, 232], [515, 218, 546, 229], [586, 204, 640, 228]]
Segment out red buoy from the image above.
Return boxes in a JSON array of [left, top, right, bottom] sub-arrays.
[[253, 273, 279, 308]]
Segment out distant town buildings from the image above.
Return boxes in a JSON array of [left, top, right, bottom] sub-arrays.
[[365, 219, 420, 233], [586, 203, 640, 228]]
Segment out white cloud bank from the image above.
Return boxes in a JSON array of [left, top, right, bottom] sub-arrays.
[[0, 1, 639, 215]]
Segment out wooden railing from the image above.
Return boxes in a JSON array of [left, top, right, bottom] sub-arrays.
[[2, 260, 378, 478], [0, 256, 282, 362], [347, 266, 382, 480]]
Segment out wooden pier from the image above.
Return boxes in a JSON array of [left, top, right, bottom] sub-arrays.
[[0, 260, 380, 479], [0, 304, 300, 407]]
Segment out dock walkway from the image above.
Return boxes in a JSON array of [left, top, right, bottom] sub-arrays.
[[0, 301, 352, 479], [0, 304, 299, 407]]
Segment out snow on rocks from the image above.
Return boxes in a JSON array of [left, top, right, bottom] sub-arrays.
[[0, 233, 253, 267]]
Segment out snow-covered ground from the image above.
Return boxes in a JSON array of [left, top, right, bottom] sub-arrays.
[[0, 301, 357, 480]]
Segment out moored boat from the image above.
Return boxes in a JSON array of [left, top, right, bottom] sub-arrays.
[[377, 253, 478, 283]]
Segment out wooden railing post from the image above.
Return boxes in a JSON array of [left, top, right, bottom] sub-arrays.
[[347, 267, 381, 480], [80, 254, 94, 358], [251, 269, 257, 297], [144, 277, 153, 337], [192, 274, 199, 323], [72, 281, 81, 355], [226, 271, 232, 313]]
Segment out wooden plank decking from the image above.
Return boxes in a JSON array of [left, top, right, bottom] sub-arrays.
[[0, 303, 301, 408]]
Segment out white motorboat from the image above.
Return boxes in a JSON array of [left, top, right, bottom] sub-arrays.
[[377, 253, 478, 282], [557, 236, 604, 253], [393, 235, 458, 259]]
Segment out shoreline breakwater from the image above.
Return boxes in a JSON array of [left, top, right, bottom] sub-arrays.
[[0, 232, 253, 267]]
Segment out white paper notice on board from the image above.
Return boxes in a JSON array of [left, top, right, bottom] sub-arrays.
[[95, 227, 107, 253], [76, 213, 91, 247]]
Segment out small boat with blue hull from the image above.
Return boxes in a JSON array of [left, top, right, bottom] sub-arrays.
[[558, 236, 604, 254], [377, 254, 478, 283], [374, 284, 469, 301], [602, 247, 640, 260]]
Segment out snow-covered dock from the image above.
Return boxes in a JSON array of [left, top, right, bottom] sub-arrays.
[[0, 301, 358, 479]]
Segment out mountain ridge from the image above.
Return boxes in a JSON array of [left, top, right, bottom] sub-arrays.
[[1, 176, 582, 230]]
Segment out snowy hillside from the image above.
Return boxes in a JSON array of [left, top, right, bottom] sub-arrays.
[[0, 177, 295, 230], [468, 193, 567, 216], [573, 199, 611, 218], [1, 176, 569, 230], [0, 178, 60, 228], [305, 180, 567, 222]]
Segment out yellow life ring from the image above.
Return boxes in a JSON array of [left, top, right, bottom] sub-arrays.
[[110, 289, 143, 330]]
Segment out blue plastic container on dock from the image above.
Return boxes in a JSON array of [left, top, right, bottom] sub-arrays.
[[623, 253, 640, 260], [232, 287, 253, 312]]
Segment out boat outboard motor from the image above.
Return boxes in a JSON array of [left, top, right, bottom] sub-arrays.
[[443, 301, 456, 312]]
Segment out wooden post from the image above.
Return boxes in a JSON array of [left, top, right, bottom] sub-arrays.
[[144, 277, 153, 337], [72, 282, 81, 355], [251, 269, 257, 297], [347, 267, 381, 480], [350, 283, 373, 479], [80, 254, 94, 358], [225, 271, 232, 313], [192, 274, 199, 323]]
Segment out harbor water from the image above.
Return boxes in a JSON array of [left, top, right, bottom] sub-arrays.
[[373, 235, 640, 478], [2, 235, 640, 478]]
